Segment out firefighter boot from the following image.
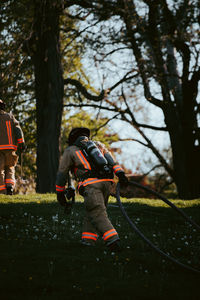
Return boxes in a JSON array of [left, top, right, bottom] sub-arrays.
[[7, 186, 13, 195], [81, 239, 96, 247], [107, 239, 122, 252]]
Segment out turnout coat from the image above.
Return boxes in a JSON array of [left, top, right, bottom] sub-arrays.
[[56, 141, 123, 193], [0, 110, 24, 151]]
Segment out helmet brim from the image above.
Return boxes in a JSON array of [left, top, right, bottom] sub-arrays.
[[68, 127, 90, 146]]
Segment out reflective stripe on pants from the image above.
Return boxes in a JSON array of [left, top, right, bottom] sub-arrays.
[[82, 232, 98, 241]]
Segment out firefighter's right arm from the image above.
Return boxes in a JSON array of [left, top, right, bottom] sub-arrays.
[[96, 141, 128, 186], [56, 148, 74, 207], [104, 151, 129, 186]]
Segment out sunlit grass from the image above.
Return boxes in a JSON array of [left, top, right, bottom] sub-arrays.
[[1, 193, 199, 207]]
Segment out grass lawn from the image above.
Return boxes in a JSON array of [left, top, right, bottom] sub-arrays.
[[0, 194, 200, 300]]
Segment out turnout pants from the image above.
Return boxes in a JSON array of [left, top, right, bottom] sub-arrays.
[[82, 181, 119, 246], [0, 150, 18, 194]]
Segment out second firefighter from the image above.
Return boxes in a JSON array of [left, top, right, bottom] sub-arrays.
[[56, 127, 128, 251]]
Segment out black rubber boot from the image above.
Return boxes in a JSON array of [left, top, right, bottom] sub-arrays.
[[81, 239, 95, 247], [7, 186, 13, 195], [108, 240, 122, 252]]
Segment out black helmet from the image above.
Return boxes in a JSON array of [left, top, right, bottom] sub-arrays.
[[68, 127, 90, 146], [0, 99, 5, 110]]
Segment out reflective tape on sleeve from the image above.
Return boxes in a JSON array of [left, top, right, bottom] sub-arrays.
[[113, 165, 123, 174], [17, 138, 24, 144], [56, 185, 65, 192]]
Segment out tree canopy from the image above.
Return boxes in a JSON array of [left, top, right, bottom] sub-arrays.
[[1, 0, 200, 198], [63, 0, 200, 199]]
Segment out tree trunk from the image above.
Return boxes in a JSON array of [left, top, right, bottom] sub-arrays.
[[33, 1, 63, 193], [164, 102, 200, 199]]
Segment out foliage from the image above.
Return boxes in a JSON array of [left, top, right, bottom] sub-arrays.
[[0, 0, 39, 179], [0, 194, 200, 299], [60, 109, 119, 153]]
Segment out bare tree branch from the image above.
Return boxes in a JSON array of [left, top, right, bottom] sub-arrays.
[[122, 1, 165, 108], [64, 78, 105, 100], [105, 95, 167, 131], [64, 70, 139, 101], [134, 126, 174, 178], [118, 137, 148, 147], [90, 113, 120, 139]]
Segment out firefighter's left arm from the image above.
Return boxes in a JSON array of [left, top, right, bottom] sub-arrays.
[[56, 148, 75, 206]]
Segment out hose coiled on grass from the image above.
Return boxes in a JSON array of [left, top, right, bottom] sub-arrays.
[[116, 181, 200, 274]]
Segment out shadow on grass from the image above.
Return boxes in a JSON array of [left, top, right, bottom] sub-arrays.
[[0, 199, 200, 300]]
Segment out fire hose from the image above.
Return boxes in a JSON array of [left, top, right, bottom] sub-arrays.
[[116, 181, 200, 274]]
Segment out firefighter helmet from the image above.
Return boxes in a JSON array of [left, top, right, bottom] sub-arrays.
[[68, 127, 90, 146], [0, 99, 5, 110]]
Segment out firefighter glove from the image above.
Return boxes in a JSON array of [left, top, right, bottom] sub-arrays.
[[57, 192, 67, 207], [118, 172, 129, 187], [65, 186, 75, 200], [17, 142, 26, 154]]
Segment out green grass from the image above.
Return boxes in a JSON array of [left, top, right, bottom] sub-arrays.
[[0, 194, 200, 300]]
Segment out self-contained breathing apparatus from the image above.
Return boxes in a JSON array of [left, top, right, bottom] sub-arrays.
[[74, 136, 115, 180]]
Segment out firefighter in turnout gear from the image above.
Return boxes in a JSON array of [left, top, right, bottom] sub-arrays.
[[0, 100, 25, 195], [56, 127, 128, 252]]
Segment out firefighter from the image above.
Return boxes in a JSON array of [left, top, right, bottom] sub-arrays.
[[0, 99, 25, 195], [56, 127, 128, 252]]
